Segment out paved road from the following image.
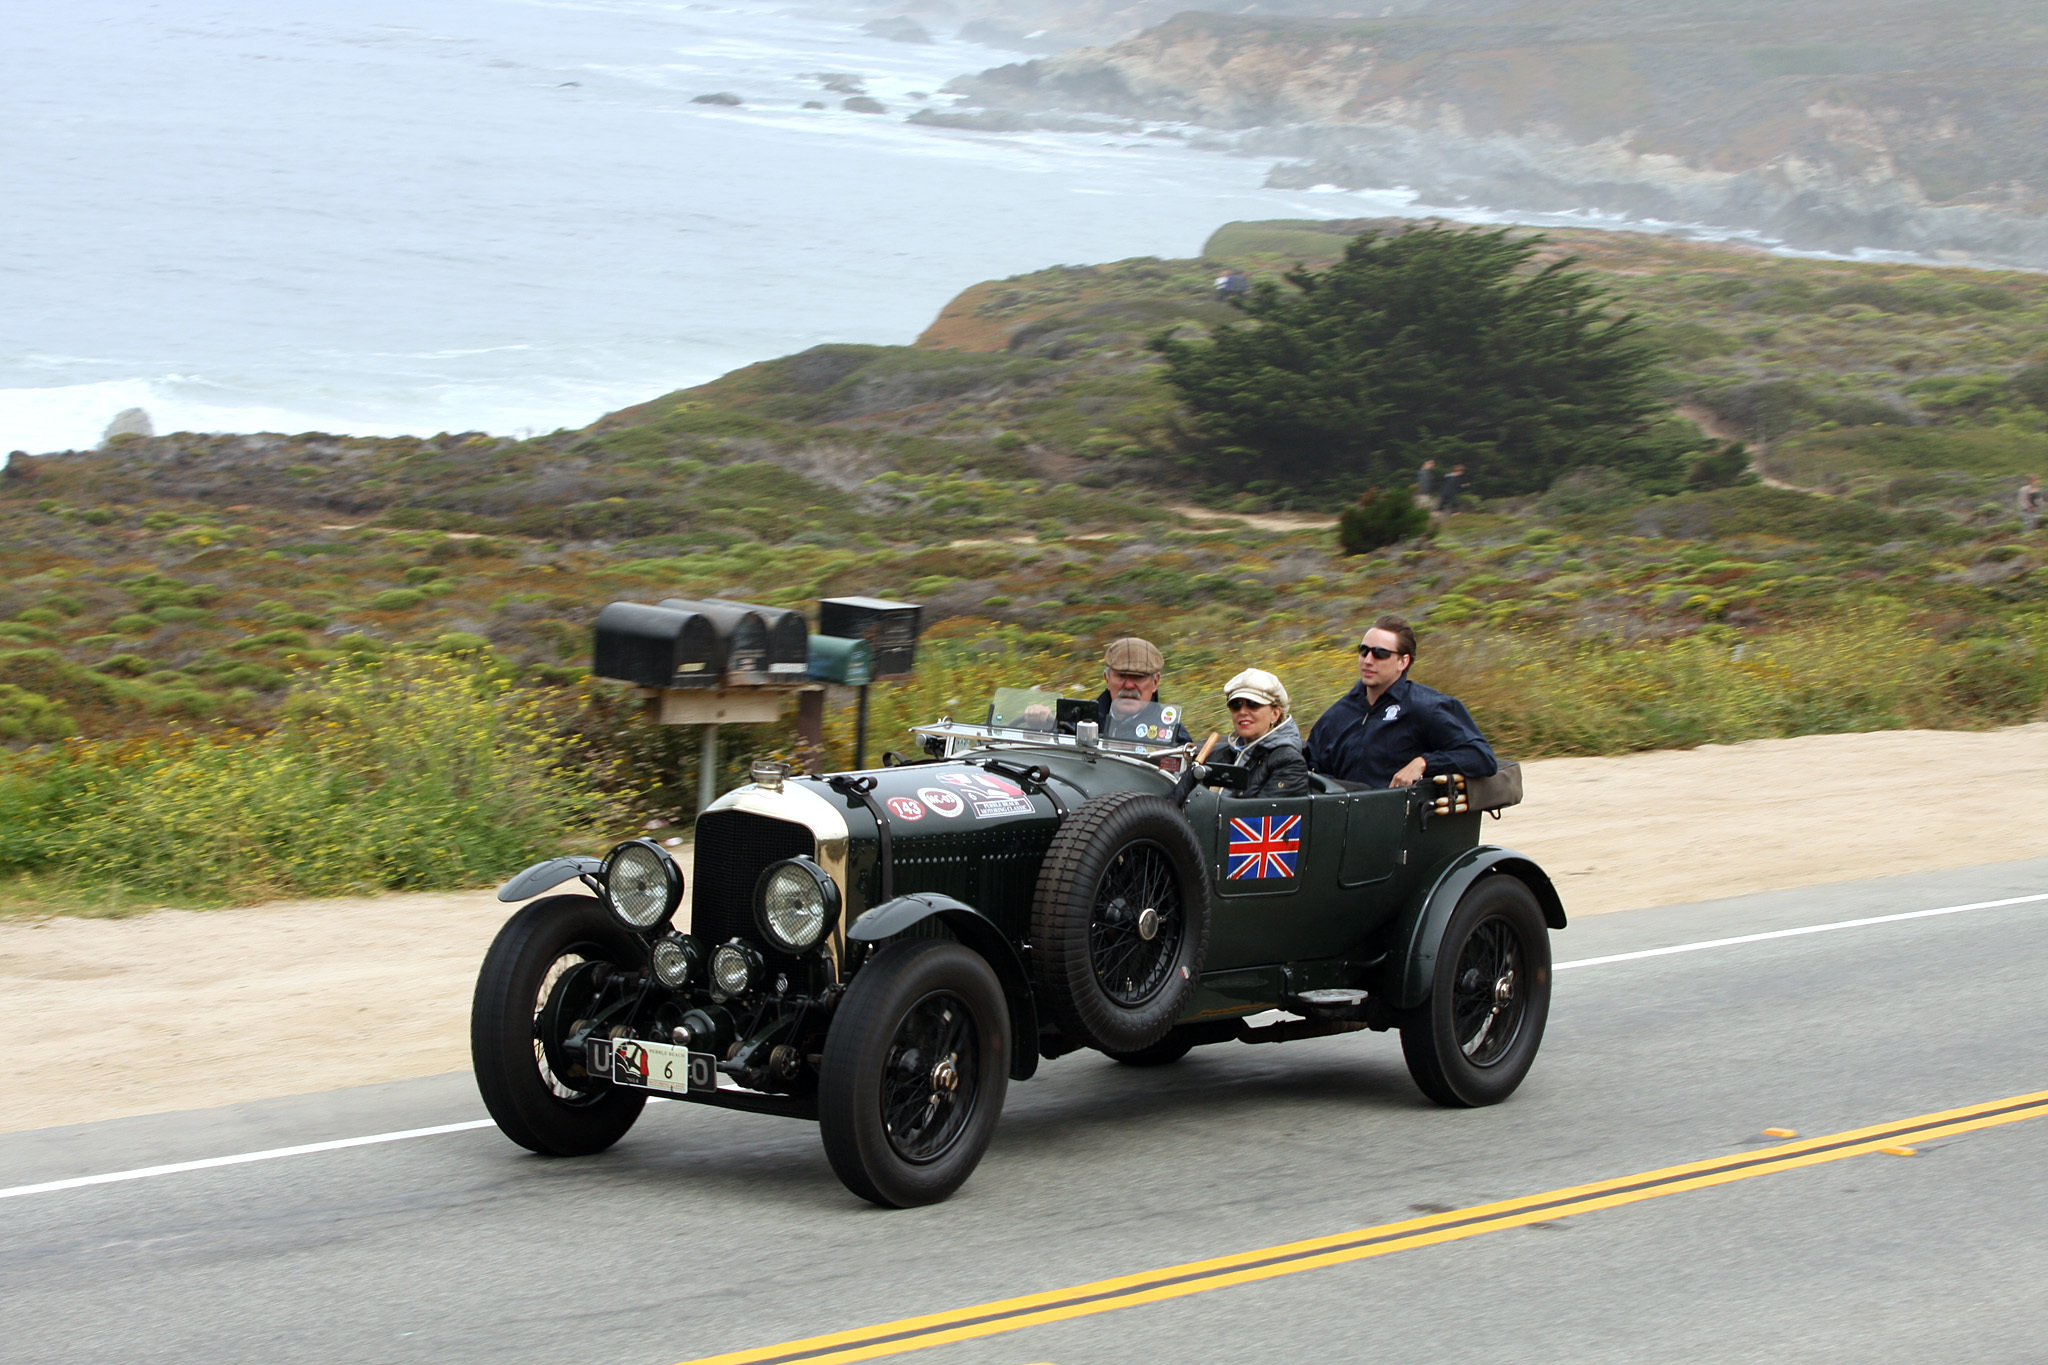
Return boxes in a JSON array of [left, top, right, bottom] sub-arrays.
[[6, 857, 2047, 1365]]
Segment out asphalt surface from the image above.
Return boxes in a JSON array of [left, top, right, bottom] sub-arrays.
[[6, 856, 2048, 1365]]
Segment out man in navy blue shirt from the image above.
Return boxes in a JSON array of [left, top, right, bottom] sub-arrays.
[[1305, 614, 1497, 789]]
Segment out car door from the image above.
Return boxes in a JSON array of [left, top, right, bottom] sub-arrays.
[[1200, 788, 1356, 968]]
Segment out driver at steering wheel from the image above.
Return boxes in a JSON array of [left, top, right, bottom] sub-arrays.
[[1095, 637, 1193, 745]]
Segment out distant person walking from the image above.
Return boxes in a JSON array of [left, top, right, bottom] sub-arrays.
[[1437, 463, 1466, 514], [2019, 475, 2042, 531], [1214, 268, 1249, 302], [1416, 457, 1437, 507]]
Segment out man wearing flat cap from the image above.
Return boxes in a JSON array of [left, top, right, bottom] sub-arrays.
[[1096, 637, 1192, 745]]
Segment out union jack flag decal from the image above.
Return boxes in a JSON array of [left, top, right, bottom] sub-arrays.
[[1227, 814, 1302, 880]]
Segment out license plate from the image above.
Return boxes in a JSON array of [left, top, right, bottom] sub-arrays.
[[591, 1037, 715, 1094]]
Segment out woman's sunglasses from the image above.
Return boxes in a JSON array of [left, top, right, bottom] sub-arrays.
[[1227, 697, 1269, 711], [1357, 644, 1402, 660]]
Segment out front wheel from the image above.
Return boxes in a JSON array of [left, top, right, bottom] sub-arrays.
[[1400, 876, 1551, 1108], [472, 894, 648, 1156], [818, 940, 1010, 1207]]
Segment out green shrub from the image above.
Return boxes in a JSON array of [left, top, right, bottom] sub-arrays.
[[1337, 488, 1432, 555], [368, 588, 427, 611], [0, 685, 73, 741], [15, 608, 62, 627], [44, 659, 607, 900], [110, 613, 160, 634], [1686, 442, 1758, 491], [1539, 467, 1644, 517]]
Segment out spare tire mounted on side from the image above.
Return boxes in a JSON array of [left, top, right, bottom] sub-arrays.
[[1030, 790, 1211, 1053]]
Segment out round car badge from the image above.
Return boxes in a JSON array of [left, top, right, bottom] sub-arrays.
[[1160, 707, 1179, 725], [918, 787, 966, 818], [1134, 724, 1152, 740], [885, 796, 924, 821]]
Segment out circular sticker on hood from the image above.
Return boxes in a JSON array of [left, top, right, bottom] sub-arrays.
[[1159, 707, 1179, 726], [917, 787, 965, 818], [886, 797, 924, 821]]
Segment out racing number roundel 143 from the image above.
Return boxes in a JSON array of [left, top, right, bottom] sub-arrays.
[[886, 796, 924, 821]]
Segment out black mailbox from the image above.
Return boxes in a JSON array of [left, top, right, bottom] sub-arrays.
[[660, 598, 771, 685], [703, 598, 810, 680], [818, 596, 922, 679], [591, 602, 721, 689]]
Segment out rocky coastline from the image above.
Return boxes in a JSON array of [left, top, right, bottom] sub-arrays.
[[935, 7, 2048, 268]]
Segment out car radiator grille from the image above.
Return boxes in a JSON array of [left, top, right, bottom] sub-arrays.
[[691, 809, 816, 971]]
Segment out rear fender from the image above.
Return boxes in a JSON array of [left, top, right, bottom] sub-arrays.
[[497, 855, 605, 903], [847, 893, 1040, 1081], [1377, 846, 1565, 1011]]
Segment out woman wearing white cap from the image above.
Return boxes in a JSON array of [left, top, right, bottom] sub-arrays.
[[1217, 668, 1309, 797]]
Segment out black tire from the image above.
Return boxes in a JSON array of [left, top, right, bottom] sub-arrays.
[[1102, 1033, 1196, 1067], [1400, 875, 1552, 1108], [1030, 791, 1211, 1054], [471, 894, 648, 1156], [819, 940, 1010, 1208]]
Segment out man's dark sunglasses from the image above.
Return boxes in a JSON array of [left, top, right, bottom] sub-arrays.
[[1357, 644, 1402, 660]]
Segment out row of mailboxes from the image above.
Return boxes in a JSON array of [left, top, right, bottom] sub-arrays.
[[591, 595, 918, 691]]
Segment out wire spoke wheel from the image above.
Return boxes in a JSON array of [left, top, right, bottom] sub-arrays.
[[1031, 792, 1210, 1054], [879, 990, 980, 1164], [532, 953, 614, 1103], [472, 895, 647, 1156], [819, 940, 1010, 1207], [1400, 876, 1552, 1109], [1449, 916, 1526, 1067], [1088, 841, 1184, 1006]]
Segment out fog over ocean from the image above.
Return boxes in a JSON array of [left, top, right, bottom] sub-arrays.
[[6, 0, 1895, 454]]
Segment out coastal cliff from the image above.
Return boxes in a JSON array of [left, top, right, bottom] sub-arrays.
[[942, 5, 2048, 266]]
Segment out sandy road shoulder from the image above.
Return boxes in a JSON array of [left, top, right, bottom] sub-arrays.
[[5, 725, 2046, 1133]]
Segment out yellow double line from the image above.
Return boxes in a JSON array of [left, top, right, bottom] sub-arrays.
[[682, 1088, 2048, 1365]]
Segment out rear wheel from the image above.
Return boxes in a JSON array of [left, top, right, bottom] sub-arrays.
[[1400, 876, 1551, 1108], [471, 895, 648, 1155], [819, 940, 1010, 1208]]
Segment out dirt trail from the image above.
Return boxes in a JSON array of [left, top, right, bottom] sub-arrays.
[[5, 724, 2045, 1134], [1170, 503, 1338, 532]]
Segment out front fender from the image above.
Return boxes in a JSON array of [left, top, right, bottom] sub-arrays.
[[1376, 846, 1565, 1011], [848, 893, 1040, 1081], [497, 855, 604, 903]]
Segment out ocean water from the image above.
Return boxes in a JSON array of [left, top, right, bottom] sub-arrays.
[[2, 0, 1432, 454], [9, 0, 1943, 456]]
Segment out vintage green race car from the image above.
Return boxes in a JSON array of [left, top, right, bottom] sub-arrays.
[[471, 692, 1565, 1207]]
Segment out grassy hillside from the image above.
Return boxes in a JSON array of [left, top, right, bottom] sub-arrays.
[[6, 218, 2047, 906]]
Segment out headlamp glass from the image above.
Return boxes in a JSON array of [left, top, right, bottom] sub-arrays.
[[711, 942, 758, 997], [753, 858, 840, 953], [602, 840, 682, 930], [651, 933, 701, 988]]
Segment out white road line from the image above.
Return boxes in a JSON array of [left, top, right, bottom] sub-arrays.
[[1555, 891, 2048, 970], [0, 1119, 493, 1201], [5, 888, 2044, 1204]]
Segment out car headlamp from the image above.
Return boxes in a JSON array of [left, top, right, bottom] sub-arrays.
[[710, 940, 763, 998], [651, 933, 703, 989], [752, 856, 840, 953], [601, 839, 683, 931]]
